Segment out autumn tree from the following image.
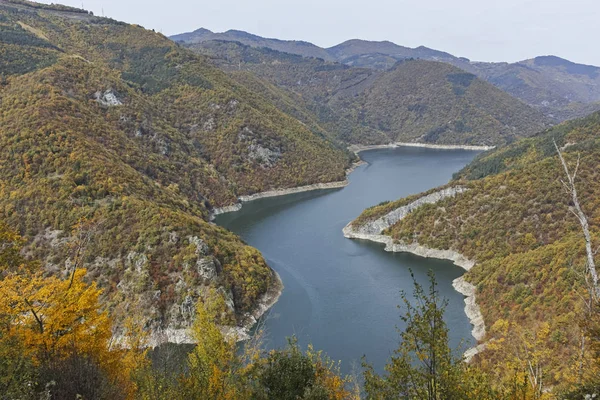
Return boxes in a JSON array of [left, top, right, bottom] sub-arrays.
[[363, 270, 496, 400]]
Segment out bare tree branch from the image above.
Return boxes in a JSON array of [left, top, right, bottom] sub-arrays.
[[554, 140, 599, 300]]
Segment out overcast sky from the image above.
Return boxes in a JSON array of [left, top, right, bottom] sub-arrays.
[[40, 0, 600, 65]]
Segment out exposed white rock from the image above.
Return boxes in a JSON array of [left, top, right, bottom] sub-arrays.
[[452, 277, 485, 341], [126, 251, 148, 273], [354, 187, 469, 236], [188, 236, 209, 256], [196, 257, 221, 281], [248, 143, 281, 168], [212, 203, 243, 217], [203, 117, 216, 132], [348, 142, 494, 154], [239, 180, 348, 203], [94, 89, 123, 106], [343, 186, 486, 359]]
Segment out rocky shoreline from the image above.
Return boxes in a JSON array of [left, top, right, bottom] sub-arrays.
[[211, 160, 365, 219], [342, 186, 486, 359], [146, 269, 284, 346], [348, 142, 494, 154]]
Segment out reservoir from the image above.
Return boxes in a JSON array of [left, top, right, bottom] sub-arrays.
[[215, 147, 480, 373]]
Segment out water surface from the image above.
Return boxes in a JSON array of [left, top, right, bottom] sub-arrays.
[[216, 147, 480, 373]]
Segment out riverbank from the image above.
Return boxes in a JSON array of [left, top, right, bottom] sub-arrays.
[[342, 186, 486, 358], [211, 141, 487, 218], [226, 268, 285, 341], [211, 160, 365, 219], [348, 142, 494, 154], [146, 269, 284, 346]]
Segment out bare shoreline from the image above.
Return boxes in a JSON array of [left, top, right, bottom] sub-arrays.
[[211, 160, 365, 219], [342, 187, 486, 360], [349, 142, 494, 154], [210, 146, 487, 356], [211, 141, 488, 218]]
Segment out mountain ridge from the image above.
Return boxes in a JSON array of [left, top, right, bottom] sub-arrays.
[[172, 28, 600, 122], [186, 39, 549, 146]]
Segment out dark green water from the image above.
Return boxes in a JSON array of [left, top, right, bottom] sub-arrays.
[[216, 147, 480, 374]]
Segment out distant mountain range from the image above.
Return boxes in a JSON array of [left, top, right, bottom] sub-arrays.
[[172, 28, 600, 121], [177, 37, 549, 146]]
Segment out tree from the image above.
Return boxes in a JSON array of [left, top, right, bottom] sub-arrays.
[[554, 140, 599, 300], [0, 268, 143, 399], [363, 270, 491, 400], [183, 288, 241, 400]]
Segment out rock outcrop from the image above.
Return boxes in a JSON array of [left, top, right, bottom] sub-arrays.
[[352, 187, 469, 236]]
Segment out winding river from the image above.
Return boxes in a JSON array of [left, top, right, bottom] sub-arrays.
[[215, 147, 480, 374]]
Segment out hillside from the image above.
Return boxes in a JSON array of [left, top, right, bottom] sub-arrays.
[[332, 59, 548, 145], [0, 0, 351, 337], [475, 56, 600, 121], [171, 27, 335, 61], [348, 111, 600, 387], [173, 29, 600, 122], [190, 40, 548, 146], [327, 39, 474, 71]]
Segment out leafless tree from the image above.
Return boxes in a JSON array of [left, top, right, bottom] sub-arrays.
[[554, 140, 600, 382], [554, 140, 599, 300]]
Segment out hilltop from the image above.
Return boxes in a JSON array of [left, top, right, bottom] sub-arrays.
[[0, 0, 351, 337], [189, 39, 548, 146], [173, 28, 600, 122]]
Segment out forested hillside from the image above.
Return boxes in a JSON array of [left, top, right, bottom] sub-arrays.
[[349, 111, 600, 391], [0, 0, 352, 338], [189, 40, 548, 146], [174, 29, 600, 123]]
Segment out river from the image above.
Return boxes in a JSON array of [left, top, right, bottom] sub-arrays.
[[215, 146, 480, 374]]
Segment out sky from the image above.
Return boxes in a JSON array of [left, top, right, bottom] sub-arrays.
[[39, 0, 600, 66]]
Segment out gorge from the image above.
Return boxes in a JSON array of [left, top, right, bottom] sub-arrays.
[[215, 146, 481, 373]]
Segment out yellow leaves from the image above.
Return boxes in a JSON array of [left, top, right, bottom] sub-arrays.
[[0, 269, 110, 362], [0, 266, 149, 399], [185, 289, 239, 399]]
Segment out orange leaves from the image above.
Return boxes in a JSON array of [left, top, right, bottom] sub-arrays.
[[0, 269, 111, 363]]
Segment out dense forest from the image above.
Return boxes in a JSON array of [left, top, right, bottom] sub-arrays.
[[1, 0, 600, 398], [0, 0, 353, 345], [349, 111, 600, 395]]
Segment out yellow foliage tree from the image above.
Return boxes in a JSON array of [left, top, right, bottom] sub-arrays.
[[185, 288, 241, 400], [0, 268, 143, 398]]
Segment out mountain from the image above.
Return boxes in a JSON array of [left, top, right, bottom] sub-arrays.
[[172, 29, 600, 122], [0, 0, 352, 337], [475, 56, 600, 121], [188, 40, 549, 146], [171, 27, 335, 61], [347, 110, 600, 386], [327, 39, 474, 71]]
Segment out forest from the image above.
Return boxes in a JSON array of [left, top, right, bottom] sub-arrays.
[[350, 110, 600, 395], [1, 0, 600, 398]]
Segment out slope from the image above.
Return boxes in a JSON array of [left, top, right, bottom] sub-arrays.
[[348, 111, 600, 387], [0, 0, 350, 338], [174, 29, 600, 123], [191, 40, 549, 146]]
